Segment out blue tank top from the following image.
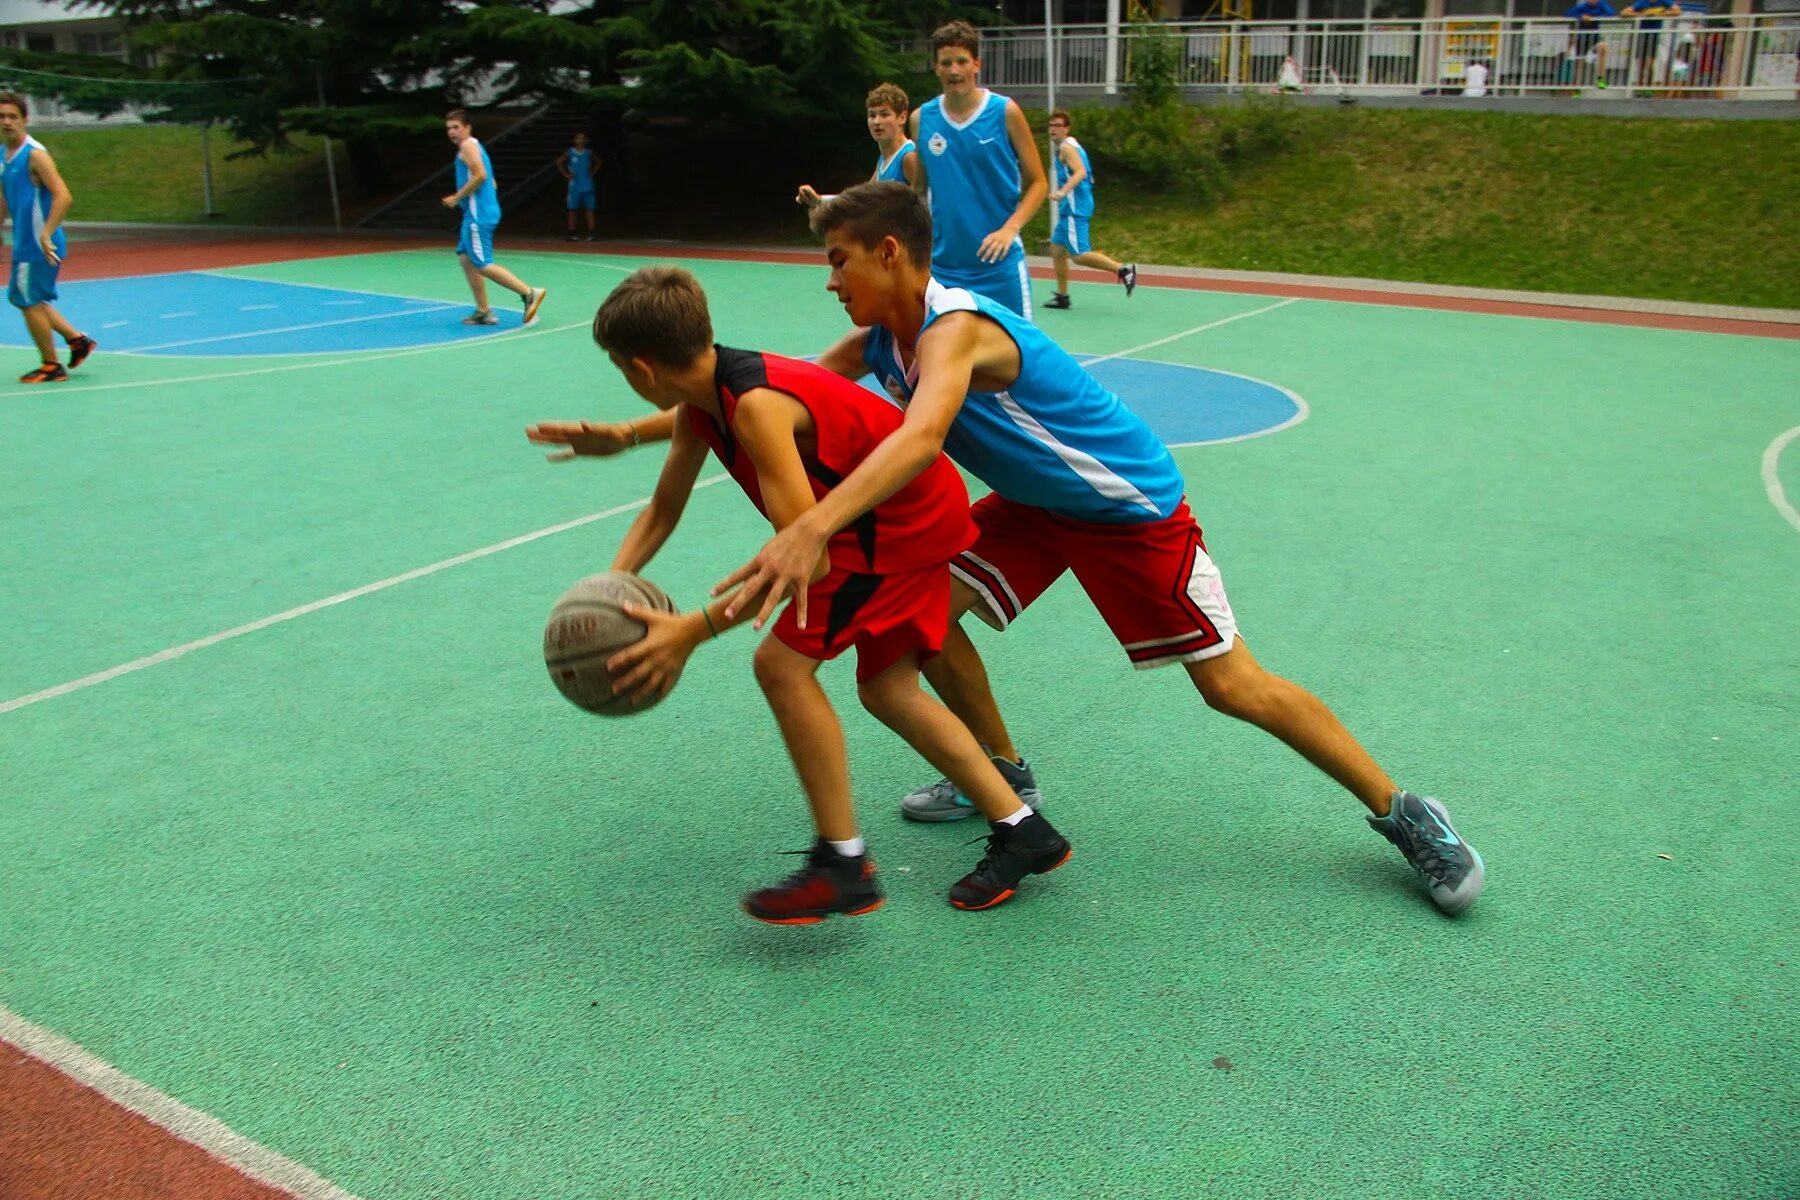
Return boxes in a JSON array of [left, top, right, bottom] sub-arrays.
[[862, 280, 1185, 523], [567, 147, 595, 189], [2, 138, 65, 265], [455, 139, 501, 224], [916, 93, 1022, 275], [873, 140, 914, 184], [1053, 137, 1094, 218]]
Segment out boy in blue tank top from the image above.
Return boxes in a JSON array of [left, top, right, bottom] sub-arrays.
[[556, 131, 600, 242], [1045, 110, 1136, 311], [0, 92, 95, 383], [440, 110, 546, 327], [796, 83, 918, 215], [908, 21, 1046, 319], [715, 182, 1487, 917]]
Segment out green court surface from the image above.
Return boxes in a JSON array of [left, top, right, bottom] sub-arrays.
[[2, 248, 1796, 1199]]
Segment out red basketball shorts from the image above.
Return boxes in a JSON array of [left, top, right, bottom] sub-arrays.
[[949, 494, 1241, 669], [774, 562, 953, 682]]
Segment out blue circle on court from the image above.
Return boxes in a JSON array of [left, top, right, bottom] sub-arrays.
[[1080, 357, 1305, 447]]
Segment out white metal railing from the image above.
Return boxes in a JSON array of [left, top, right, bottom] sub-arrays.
[[952, 18, 1800, 101]]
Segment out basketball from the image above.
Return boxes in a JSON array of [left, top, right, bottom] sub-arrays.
[[543, 571, 679, 716]]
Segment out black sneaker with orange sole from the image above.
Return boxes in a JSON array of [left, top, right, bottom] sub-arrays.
[[19, 362, 67, 384], [67, 334, 96, 370], [949, 812, 1072, 911], [744, 838, 883, 925]]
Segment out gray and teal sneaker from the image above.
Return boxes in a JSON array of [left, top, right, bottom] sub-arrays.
[[1368, 792, 1485, 915], [901, 755, 1042, 823]]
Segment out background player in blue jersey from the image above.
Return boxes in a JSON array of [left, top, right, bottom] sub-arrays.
[[718, 182, 1486, 917], [1045, 110, 1136, 312], [557, 131, 601, 242], [796, 82, 918, 214], [907, 21, 1046, 318], [441, 110, 547, 327], [0, 92, 94, 384]]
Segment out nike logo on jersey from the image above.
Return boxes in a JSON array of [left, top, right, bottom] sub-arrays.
[[977, 136, 997, 144]]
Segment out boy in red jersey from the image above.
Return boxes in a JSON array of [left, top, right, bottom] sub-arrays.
[[525, 267, 1070, 921]]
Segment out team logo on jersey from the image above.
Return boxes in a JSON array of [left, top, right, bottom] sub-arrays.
[[927, 133, 947, 157], [882, 376, 909, 405]]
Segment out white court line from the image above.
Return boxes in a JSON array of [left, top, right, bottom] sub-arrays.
[[160, 310, 199, 319], [0, 1004, 366, 1200], [101, 319, 129, 328], [196, 268, 469, 312], [1082, 297, 1302, 367], [1762, 426, 1800, 533], [503, 251, 637, 275], [320, 300, 366, 306], [27, 317, 590, 394], [0, 475, 730, 717], [129, 303, 461, 353], [240, 304, 279, 311]]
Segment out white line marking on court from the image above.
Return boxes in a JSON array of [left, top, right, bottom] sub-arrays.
[[1083, 297, 1301, 367], [127, 304, 465, 353], [0, 1004, 366, 1200], [29, 318, 588, 392], [101, 320, 129, 328], [1762, 426, 1800, 533], [196, 269, 467, 312], [1085, 355, 1312, 449], [320, 299, 366, 306], [505, 251, 637, 275], [239, 304, 279, 311], [0, 475, 731, 716], [160, 311, 199, 319]]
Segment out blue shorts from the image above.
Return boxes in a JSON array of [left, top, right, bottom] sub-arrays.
[[457, 220, 499, 268], [8, 259, 59, 309], [567, 184, 596, 212], [936, 250, 1032, 320], [1051, 213, 1091, 255]]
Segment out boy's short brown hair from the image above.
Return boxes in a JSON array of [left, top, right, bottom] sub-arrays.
[[1049, 109, 1072, 126], [0, 91, 28, 118], [593, 267, 714, 368], [809, 182, 931, 271], [865, 82, 909, 115], [930, 20, 980, 58], [444, 108, 471, 128]]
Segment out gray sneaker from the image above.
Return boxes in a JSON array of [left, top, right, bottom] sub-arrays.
[[1368, 792, 1485, 915], [901, 755, 1042, 823]]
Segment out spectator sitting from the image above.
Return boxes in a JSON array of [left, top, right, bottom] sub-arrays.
[[1463, 60, 1490, 96]]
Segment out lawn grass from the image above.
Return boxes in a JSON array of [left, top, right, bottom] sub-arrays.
[[1057, 107, 1800, 309]]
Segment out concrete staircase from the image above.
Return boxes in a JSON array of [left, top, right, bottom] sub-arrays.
[[359, 105, 594, 232]]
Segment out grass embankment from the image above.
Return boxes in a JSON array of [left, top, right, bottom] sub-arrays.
[[1061, 107, 1800, 309]]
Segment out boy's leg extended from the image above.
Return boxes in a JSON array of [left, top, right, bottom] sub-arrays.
[[458, 253, 492, 312], [478, 262, 533, 298], [920, 582, 1021, 763], [1051, 245, 1071, 294], [1183, 638, 1396, 816], [859, 651, 1021, 823], [1074, 248, 1124, 275], [22, 304, 57, 363], [752, 636, 856, 841]]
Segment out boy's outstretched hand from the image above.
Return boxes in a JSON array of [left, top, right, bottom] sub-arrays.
[[526, 420, 638, 461], [713, 518, 829, 631]]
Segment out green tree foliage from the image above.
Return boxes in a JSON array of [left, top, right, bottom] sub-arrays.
[[10, 0, 988, 193]]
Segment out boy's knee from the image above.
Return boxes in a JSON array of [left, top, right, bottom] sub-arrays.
[[1188, 655, 1273, 719], [752, 638, 800, 694]]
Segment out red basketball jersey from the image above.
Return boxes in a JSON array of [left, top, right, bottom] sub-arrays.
[[686, 347, 974, 574]]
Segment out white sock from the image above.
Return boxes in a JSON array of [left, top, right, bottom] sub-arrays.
[[828, 836, 865, 858], [997, 804, 1033, 827]]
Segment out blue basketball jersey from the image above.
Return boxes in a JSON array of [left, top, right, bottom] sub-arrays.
[[862, 280, 1185, 523], [455, 139, 501, 224], [873, 139, 914, 184], [2, 138, 65, 265], [566, 147, 595, 190], [1054, 137, 1094, 218], [916, 93, 1022, 276]]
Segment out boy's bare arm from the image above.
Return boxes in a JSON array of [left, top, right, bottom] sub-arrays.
[[609, 416, 709, 574], [906, 109, 929, 195], [555, 149, 571, 179], [815, 328, 871, 380], [975, 101, 1047, 262], [1053, 141, 1086, 199], [442, 141, 485, 206], [28, 151, 71, 263]]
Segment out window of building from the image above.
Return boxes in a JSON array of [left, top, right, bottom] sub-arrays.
[[76, 31, 125, 57], [25, 32, 56, 53]]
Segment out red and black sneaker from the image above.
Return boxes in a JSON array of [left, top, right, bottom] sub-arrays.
[[19, 362, 67, 384], [67, 334, 96, 370], [743, 838, 883, 925], [949, 812, 1072, 911]]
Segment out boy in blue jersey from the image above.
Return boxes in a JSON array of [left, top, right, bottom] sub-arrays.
[[557, 131, 600, 242], [715, 182, 1486, 916], [1045, 110, 1135, 311], [796, 83, 919, 214], [0, 93, 94, 384], [1566, 0, 1616, 87], [907, 21, 1047, 319], [441, 110, 547, 327]]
